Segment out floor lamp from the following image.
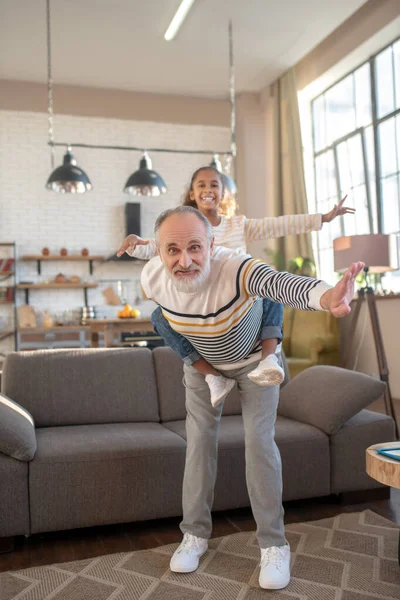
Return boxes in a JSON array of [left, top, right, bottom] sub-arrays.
[[333, 234, 400, 438]]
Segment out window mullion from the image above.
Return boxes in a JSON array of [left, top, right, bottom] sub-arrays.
[[370, 56, 383, 232], [361, 128, 373, 232], [314, 127, 364, 158], [333, 145, 344, 235], [376, 106, 400, 126]]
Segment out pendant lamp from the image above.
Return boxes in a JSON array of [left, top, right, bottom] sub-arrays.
[[46, 148, 92, 193], [210, 155, 237, 195], [124, 152, 167, 196], [44, 0, 236, 196]]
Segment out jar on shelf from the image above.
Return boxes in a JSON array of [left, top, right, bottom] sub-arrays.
[[43, 311, 54, 329]]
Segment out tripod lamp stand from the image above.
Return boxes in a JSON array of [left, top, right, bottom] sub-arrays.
[[333, 233, 400, 437]]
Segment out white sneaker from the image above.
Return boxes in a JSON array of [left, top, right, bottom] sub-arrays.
[[259, 544, 291, 589], [247, 354, 284, 387], [205, 374, 236, 407], [169, 532, 208, 573]]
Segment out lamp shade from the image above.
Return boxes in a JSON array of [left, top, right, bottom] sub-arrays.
[[210, 155, 237, 196], [46, 150, 92, 193], [124, 152, 167, 196], [333, 234, 400, 274]]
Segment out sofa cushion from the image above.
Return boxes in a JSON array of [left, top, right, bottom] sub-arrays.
[[29, 423, 187, 533], [277, 366, 386, 434], [2, 348, 160, 427], [0, 392, 36, 461], [163, 414, 330, 503]]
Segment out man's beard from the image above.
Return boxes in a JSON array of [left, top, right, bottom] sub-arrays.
[[167, 259, 211, 293]]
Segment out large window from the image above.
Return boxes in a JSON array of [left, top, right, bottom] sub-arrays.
[[311, 37, 400, 287]]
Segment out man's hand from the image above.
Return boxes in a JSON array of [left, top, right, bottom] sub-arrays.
[[116, 234, 150, 257], [322, 196, 355, 223], [320, 262, 365, 317]]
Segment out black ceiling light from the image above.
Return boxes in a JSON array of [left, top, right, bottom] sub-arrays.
[[44, 1, 237, 195], [45, 1, 92, 194], [210, 154, 237, 195], [46, 148, 92, 193], [124, 152, 167, 196]]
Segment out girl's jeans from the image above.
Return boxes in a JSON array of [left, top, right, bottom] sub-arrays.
[[151, 299, 284, 366]]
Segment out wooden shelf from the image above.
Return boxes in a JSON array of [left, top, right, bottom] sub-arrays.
[[18, 326, 90, 332], [17, 283, 98, 289], [22, 255, 105, 261], [89, 318, 151, 324], [16, 283, 98, 306], [0, 329, 14, 340], [0, 242, 17, 352], [21, 255, 105, 275]]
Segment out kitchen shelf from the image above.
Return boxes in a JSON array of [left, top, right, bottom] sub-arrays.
[[17, 283, 98, 305], [17, 283, 98, 288], [0, 242, 17, 350], [0, 329, 14, 341], [18, 325, 90, 332], [21, 255, 105, 275], [17, 325, 91, 350]]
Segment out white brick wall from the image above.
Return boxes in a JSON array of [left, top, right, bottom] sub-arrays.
[[0, 110, 230, 354]]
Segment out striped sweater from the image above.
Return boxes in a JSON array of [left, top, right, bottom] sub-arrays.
[[141, 247, 331, 370], [129, 213, 323, 259]]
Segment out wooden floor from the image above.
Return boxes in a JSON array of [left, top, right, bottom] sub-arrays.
[[1, 488, 399, 573]]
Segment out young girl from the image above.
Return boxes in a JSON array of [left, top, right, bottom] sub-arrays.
[[117, 166, 354, 407]]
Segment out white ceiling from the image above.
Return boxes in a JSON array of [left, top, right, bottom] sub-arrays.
[[0, 0, 368, 98]]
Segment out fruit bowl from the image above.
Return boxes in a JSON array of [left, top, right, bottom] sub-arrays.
[[117, 305, 141, 319]]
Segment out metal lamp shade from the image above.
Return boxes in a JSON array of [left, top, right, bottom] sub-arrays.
[[210, 155, 237, 196], [46, 150, 92, 193], [124, 153, 167, 196], [333, 234, 400, 274]]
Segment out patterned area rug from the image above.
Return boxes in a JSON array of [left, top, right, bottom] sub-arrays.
[[1, 510, 400, 600]]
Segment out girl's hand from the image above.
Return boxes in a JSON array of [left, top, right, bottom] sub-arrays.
[[322, 196, 355, 223], [116, 234, 150, 257]]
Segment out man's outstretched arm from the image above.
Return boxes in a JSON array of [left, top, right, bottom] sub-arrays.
[[243, 258, 364, 317]]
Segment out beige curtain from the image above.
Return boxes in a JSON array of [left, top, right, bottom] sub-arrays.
[[269, 68, 315, 266]]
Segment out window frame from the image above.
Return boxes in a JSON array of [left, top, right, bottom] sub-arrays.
[[310, 35, 400, 282]]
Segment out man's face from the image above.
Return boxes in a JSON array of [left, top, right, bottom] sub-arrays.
[[157, 213, 214, 293]]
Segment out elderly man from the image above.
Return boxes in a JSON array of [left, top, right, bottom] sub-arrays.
[[140, 206, 363, 590]]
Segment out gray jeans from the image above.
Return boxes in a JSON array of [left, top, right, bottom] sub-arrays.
[[180, 360, 286, 549]]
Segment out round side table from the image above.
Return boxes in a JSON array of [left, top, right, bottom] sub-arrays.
[[366, 441, 400, 565]]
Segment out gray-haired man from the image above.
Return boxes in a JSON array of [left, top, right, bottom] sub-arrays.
[[141, 206, 363, 590]]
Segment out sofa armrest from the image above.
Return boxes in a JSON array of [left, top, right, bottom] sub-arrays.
[[0, 392, 37, 461]]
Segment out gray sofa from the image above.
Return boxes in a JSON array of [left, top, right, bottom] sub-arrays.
[[0, 346, 395, 541]]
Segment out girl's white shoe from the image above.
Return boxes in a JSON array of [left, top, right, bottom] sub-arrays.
[[205, 374, 236, 407], [248, 354, 284, 386]]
